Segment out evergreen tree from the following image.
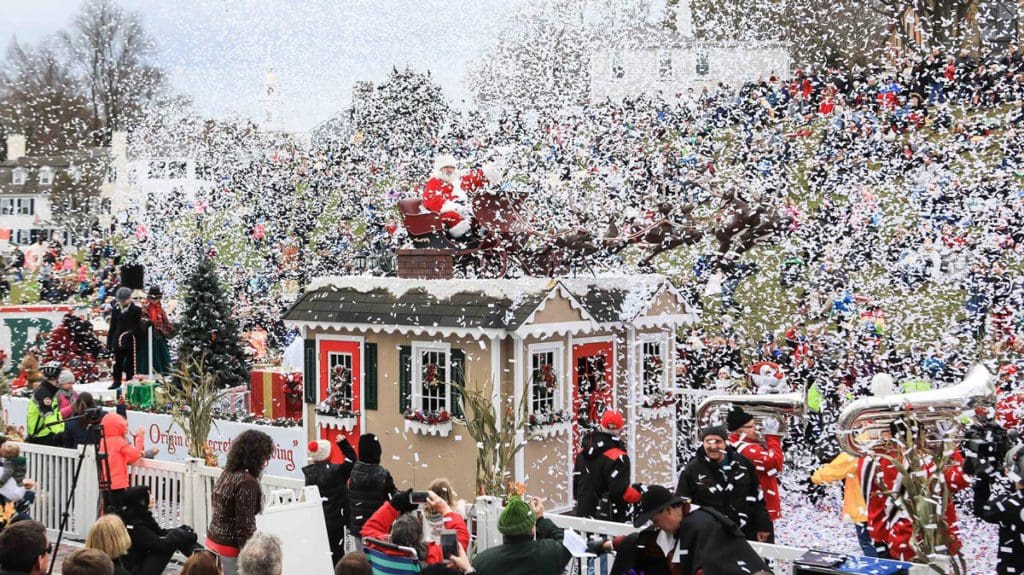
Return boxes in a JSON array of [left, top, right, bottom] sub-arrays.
[[176, 257, 249, 388]]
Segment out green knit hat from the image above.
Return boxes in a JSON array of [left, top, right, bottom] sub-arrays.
[[498, 496, 535, 536]]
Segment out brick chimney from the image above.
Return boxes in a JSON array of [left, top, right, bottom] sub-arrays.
[[397, 249, 455, 279], [5, 134, 26, 161]]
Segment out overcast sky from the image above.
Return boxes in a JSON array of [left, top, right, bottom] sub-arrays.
[[0, 0, 518, 131]]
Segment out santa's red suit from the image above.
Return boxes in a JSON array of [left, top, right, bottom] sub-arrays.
[[422, 165, 491, 239], [729, 432, 784, 520]]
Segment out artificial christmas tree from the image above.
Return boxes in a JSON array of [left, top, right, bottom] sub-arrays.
[[176, 257, 250, 388]]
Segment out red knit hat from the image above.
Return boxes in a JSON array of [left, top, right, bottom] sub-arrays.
[[600, 410, 624, 434]]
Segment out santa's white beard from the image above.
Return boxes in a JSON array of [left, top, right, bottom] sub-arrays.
[[433, 171, 458, 185]]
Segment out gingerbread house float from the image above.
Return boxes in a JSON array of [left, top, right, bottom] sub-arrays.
[[283, 274, 695, 510]]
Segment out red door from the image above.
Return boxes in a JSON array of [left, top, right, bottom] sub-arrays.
[[318, 339, 361, 463], [572, 341, 614, 454]]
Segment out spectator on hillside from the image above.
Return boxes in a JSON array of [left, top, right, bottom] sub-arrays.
[[62, 549, 115, 575], [238, 532, 283, 575], [0, 520, 51, 575], [206, 430, 276, 575], [470, 495, 572, 575], [348, 433, 397, 550]]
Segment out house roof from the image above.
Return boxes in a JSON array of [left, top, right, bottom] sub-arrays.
[[0, 148, 109, 196], [283, 274, 691, 336]]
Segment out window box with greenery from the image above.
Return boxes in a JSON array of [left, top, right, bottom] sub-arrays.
[[527, 409, 571, 440], [316, 364, 359, 431], [638, 338, 675, 420], [404, 409, 453, 437]]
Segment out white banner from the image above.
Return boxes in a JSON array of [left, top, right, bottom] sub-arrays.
[[0, 305, 74, 373], [2, 395, 307, 478]]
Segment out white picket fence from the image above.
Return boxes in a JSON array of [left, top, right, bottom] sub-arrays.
[[12, 441, 304, 543]]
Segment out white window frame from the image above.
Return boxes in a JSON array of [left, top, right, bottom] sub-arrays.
[[0, 198, 13, 215], [658, 50, 673, 81], [14, 229, 31, 245], [412, 341, 451, 414], [38, 167, 54, 186], [15, 198, 34, 216], [12, 169, 27, 186], [527, 342, 564, 416], [696, 50, 710, 76], [612, 51, 625, 79], [639, 333, 671, 396]]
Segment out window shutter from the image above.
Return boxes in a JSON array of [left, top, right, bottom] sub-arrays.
[[303, 339, 316, 404], [450, 348, 465, 419], [364, 342, 378, 410], [399, 345, 412, 414]]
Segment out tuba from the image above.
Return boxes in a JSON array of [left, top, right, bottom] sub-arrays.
[[695, 391, 806, 437], [836, 363, 996, 458]]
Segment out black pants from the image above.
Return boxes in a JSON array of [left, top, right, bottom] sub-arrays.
[[132, 528, 200, 575], [327, 520, 345, 566], [113, 347, 135, 386], [26, 434, 63, 447]]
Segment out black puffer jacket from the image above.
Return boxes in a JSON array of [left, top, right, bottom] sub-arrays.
[[302, 439, 356, 532], [675, 446, 771, 540], [347, 461, 396, 536], [573, 431, 639, 522]]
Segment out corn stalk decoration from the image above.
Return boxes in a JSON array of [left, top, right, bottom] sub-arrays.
[[167, 353, 230, 463], [453, 380, 528, 497], [876, 420, 966, 575]]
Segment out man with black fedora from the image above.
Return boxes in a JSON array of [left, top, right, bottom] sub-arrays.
[[589, 484, 771, 575], [676, 425, 772, 543]]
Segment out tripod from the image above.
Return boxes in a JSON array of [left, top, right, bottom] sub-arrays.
[[42, 413, 112, 575]]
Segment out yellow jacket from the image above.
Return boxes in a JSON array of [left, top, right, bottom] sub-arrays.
[[811, 451, 867, 524]]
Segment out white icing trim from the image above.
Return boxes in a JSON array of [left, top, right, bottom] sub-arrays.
[[528, 421, 572, 440], [632, 314, 696, 329], [515, 320, 600, 339], [516, 283, 598, 327], [317, 414, 359, 432], [637, 405, 675, 420], [284, 320, 505, 340], [404, 419, 453, 438]]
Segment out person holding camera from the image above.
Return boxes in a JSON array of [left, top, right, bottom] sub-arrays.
[[26, 361, 65, 446], [361, 488, 469, 565], [63, 393, 128, 449], [977, 444, 1024, 575]]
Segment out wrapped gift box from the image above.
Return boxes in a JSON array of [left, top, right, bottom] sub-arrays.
[[126, 381, 161, 409], [250, 368, 303, 421]]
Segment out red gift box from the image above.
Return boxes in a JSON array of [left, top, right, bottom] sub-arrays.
[[249, 368, 303, 421]]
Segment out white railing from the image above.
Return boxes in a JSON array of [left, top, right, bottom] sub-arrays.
[[11, 442, 305, 543], [470, 496, 945, 575]]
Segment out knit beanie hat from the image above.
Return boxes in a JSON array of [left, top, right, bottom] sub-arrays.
[[358, 433, 382, 464], [725, 407, 753, 432], [600, 410, 624, 434], [58, 369, 76, 386], [308, 440, 331, 463], [699, 425, 729, 442], [498, 496, 535, 536]]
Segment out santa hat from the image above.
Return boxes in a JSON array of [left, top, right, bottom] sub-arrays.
[[433, 154, 457, 173], [308, 440, 331, 462]]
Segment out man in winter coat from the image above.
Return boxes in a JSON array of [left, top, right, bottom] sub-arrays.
[[977, 444, 1024, 575], [675, 426, 772, 542], [726, 407, 784, 539], [107, 287, 143, 390], [471, 495, 572, 575], [347, 433, 396, 549], [99, 411, 156, 512], [589, 484, 771, 575], [26, 361, 64, 446], [302, 437, 357, 565], [573, 410, 642, 522]]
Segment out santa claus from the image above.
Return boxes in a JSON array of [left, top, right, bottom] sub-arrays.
[[421, 154, 504, 239], [749, 361, 789, 394], [422, 154, 473, 238]]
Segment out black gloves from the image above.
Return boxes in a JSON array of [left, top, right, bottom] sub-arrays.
[[587, 538, 609, 555], [390, 488, 418, 514]]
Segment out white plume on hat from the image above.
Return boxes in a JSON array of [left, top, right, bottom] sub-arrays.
[[870, 373, 895, 397], [308, 440, 331, 462]]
